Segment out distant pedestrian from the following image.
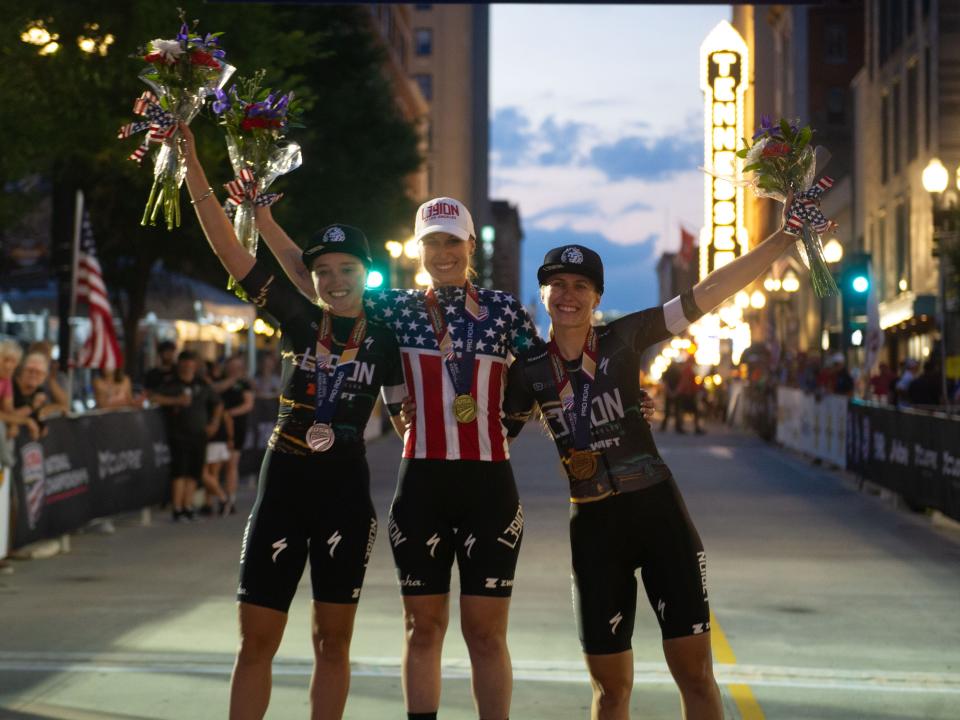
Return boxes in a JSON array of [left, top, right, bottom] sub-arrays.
[[93, 368, 142, 410], [144, 340, 177, 393], [869, 362, 895, 402], [676, 355, 704, 434], [660, 361, 681, 432], [253, 351, 281, 398], [151, 350, 221, 521], [893, 358, 919, 404], [907, 359, 941, 405], [212, 355, 254, 515]]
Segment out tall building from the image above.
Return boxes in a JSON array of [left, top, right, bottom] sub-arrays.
[[852, 0, 955, 368], [733, 4, 864, 357], [408, 4, 491, 272], [487, 200, 523, 297]]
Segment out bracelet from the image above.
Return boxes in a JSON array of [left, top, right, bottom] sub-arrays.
[[190, 187, 215, 205]]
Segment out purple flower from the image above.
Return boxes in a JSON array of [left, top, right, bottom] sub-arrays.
[[177, 23, 190, 43], [753, 114, 780, 140], [212, 87, 231, 114]]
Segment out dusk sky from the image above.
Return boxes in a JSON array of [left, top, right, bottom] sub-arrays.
[[490, 4, 731, 315]]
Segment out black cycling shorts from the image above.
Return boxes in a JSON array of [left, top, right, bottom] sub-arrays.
[[570, 476, 710, 655], [388, 459, 523, 597], [237, 449, 377, 612], [168, 434, 206, 481]]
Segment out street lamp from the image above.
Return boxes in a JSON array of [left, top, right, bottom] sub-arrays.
[[823, 238, 844, 265], [921, 156, 959, 406]]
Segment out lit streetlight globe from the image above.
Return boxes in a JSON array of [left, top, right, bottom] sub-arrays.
[[922, 158, 949, 194], [823, 238, 844, 264]]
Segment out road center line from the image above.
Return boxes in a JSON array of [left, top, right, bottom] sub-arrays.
[[710, 611, 766, 720]]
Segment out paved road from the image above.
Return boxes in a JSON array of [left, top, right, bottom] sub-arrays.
[[1, 420, 959, 719]]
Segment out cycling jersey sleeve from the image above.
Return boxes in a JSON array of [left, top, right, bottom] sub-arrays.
[[238, 260, 317, 328], [380, 330, 407, 417], [502, 358, 536, 438], [363, 288, 405, 324], [608, 288, 704, 352], [506, 295, 540, 357]]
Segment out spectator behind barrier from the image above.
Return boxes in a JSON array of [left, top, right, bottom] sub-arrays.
[[869, 362, 896, 403], [254, 351, 281, 398], [25, 341, 69, 411], [13, 352, 68, 432], [93, 368, 143, 410], [0, 340, 40, 441], [144, 340, 177, 393]]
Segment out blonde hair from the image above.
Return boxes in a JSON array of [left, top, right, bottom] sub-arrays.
[[0, 339, 23, 363]]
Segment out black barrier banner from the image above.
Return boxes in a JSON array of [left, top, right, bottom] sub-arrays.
[[12, 408, 172, 548], [846, 401, 960, 521]]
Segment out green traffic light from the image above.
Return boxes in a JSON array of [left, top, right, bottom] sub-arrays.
[[366, 270, 385, 289], [851, 275, 869, 293]]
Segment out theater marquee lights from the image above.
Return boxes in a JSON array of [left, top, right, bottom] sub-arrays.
[[700, 21, 749, 281]]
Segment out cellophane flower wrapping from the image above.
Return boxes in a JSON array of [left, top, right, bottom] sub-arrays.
[[214, 71, 303, 293], [738, 117, 839, 297], [135, 22, 234, 230]]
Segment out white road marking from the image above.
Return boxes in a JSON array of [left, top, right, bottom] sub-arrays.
[[0, 652, 958, 694]]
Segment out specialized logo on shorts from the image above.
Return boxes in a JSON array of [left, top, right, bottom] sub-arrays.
[[599, 357, 610, 375], [697, 550, 709, 601], [657, 599, 667, 622], [561, 246, 584, 264], [399, 574, 424, 588], [464, 533, 477, 559], [485, 577, 513, 589], [364, 336, 375, 350], [692, 621, 710, 635], [323, 226, 346, 243], [497, 505, 524, 550], [388, 516, 407, 547], [609, 611, 623, 635], [364, 518, 377, 567], [271, 537, 288, 563], [327, 530, 343, 558], [426, 532, 441, 558]]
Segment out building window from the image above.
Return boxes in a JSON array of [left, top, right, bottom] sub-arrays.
[[826, 87, 846, 125], [892, 80, 901, 176], [907, 63, 919, 161], [413, 73, 432, 101], [881, 92, 889, 184], [895, 201, 910, 293], [414, 28, 432, 56], [824, 23, 847, 65]]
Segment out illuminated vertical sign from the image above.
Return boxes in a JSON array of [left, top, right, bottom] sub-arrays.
[[700, 21, 749, 281]]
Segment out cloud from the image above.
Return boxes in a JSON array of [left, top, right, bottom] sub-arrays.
[[588, 134, 701, 181], [491, 106, 590, 168], [620, 201, 654, 213], [527, 201, 600, 223], [491, 107, 533, 167]]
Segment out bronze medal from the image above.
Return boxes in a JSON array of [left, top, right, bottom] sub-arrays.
[[453, 393, 478, 424], [305, 423, 335, 452], [567, 450, 598, 481]]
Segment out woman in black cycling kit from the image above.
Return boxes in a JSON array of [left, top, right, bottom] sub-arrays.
[[180, 123, 405, 720], [504, 209, 797, 720]]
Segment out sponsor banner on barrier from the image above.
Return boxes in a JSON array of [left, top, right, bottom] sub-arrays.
[[846, 401, 960, 521], [776, 387, 847, 468], [11, 409, 172, 548]]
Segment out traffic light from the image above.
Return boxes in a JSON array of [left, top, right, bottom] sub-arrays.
[[840, 252, 871, 348], [365, 267, 385, 289]]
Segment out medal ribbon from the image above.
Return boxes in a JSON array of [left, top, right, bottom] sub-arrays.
[[312, 310, 367, 425], [424, 282, 487, 398], [547, 326, 599, 451]]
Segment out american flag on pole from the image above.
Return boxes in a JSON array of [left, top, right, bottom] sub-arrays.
[[76, 211, 123, 371]]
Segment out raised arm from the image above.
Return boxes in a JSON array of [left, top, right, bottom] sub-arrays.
[[692, 197, 794, 314], [255, 206, 318, 302], [180, 123, 256, 282]]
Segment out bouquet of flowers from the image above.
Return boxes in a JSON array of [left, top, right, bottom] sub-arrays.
[[737, 116, 839, 297], [118, 15, 234, 230], [212, 70, 303, 293]]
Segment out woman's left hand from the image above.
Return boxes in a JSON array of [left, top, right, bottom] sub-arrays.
[[639, 390, 655, 422]]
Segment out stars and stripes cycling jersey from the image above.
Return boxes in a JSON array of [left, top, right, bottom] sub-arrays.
[[365, 286, 541, 462]]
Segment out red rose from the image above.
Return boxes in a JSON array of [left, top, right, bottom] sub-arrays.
[[190, 50, 220, 68], [762, 142, 791, 158], [144, 52, 174, 64], [241, 117, 270, 131]]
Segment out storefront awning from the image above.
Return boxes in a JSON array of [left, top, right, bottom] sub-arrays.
[[878, 292, 936, 330]]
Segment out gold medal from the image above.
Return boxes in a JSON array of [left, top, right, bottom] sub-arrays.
[[453, 393, 477, 424], [567, 450, 598, 481]]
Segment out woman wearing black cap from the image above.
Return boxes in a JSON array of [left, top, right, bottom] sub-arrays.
[[503, 213, 796, 720], [180, 123, 406, 720]]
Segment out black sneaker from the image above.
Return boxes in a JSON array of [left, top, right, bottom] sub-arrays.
[[199, 505, 214, 517], [183, 509, 197, 522], [218, 500, 229, 517], [172, 509, 184, 523]]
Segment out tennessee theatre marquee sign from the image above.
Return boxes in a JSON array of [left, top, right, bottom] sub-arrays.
[[699, 21, 749, 281]]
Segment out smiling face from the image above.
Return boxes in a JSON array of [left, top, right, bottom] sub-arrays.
[[0, 352, 20, 380], [311, 252, 367, 316], [420, 232, 474, 287], [540, 273, 601, 331]]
